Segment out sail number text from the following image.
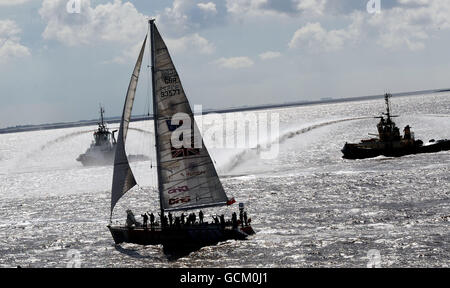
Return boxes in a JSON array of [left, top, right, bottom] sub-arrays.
[[160, 83, 180, 99], [161, 89, 181, 98]]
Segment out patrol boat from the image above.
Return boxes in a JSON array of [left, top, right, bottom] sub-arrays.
[[76, 107, 148, 166], [342, 93, 450, 159], [107, 20, 255, 255]]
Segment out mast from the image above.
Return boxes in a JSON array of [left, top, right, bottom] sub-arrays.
[[149, 19, 164, 216], [99, 106, 106, 130], [100, 106, 104, 125], [385, 93, 391, 122]]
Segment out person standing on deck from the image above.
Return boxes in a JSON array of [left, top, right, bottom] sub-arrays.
[[181, 213, 185, 225], [232, 212, 237, 228], [168, 212, 173, 227], [239, 210, 244, 227], [220, 214, 225, 229], [149, 212, 155, 227], [141, 213, 148, 228], [199, 210, 204, 224]]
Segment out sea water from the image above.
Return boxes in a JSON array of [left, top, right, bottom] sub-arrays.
[[0, 93, 449, 267]]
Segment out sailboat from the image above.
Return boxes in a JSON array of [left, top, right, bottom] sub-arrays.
[[107, 20, 255, 253]]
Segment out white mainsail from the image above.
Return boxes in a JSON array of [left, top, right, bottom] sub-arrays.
[[150, 21, 230, 212], [110, 36, 147, 214]]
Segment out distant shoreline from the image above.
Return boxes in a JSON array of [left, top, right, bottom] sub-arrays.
[[1, 88, 448, 134]]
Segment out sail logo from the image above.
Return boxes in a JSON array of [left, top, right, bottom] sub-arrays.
[[168, 185, 190, 194]]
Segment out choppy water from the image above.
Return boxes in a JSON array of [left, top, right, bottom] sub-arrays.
[[0, 93, 449, 267]]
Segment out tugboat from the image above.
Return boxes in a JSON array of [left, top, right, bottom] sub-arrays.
[[342, 93, 450, 159], [76, 107, 148, 166]]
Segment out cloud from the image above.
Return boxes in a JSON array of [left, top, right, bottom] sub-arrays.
[[0, 19, 31, 63], [213, 56, 254, 69], [367, 0, 450, 51], [319, 0, 450, 51], [166, 33, 215, 55], [226, 0, 327, 17], [0, 0, 34, 5], [107, 33, 215, 64], [158, 0, 225, 35], [259, 51, 281, 60], [289, 14, 362, 52], [295, 0, 327, 15], [197, 2, 218, 14], [39, 0, 148, 46]]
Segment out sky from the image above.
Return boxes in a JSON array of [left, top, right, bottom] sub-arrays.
[[1, 0, 450, 128]]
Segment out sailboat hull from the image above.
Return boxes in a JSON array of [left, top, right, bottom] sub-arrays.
[[107, 224, 254, 248]]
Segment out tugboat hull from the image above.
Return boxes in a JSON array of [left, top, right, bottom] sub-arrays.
[[77, 150, 149, 166], [341, 143, 382, 159], [417, 139, 450, 154], [342, 139, 450, 159]]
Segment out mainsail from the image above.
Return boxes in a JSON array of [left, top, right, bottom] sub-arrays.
[[150, 21, 229, 212], [110, 36, 147, 214]]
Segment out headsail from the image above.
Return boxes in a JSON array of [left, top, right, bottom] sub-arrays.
[[150, 21, 229, 212], [110, 36, 147, 214]]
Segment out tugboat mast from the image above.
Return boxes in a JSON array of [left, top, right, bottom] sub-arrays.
[[384, 93, 392, 122], [100, 106, 105, 126]]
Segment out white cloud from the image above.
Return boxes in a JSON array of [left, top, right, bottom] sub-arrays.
[[289, 13, 362, 52], [0, 20, 31, 63], [295, 0, 327, 15], [158, 0, 224, 34], [0, 0, 34, 5], [107, 33, 215, 65], [106, 40, 143, 64], [197, 2, 217, 14], [259, 51, 281, 60], [166, 33, 215, 55], [367, 1, 450, 51], [226, 0, 327, 17], [39, 0, 148, 46], [213, 56, 254, 69]]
